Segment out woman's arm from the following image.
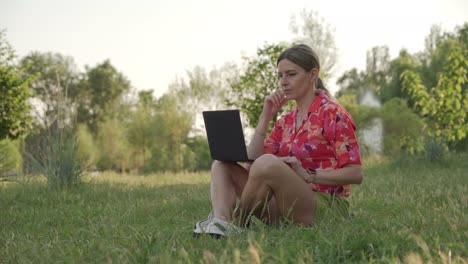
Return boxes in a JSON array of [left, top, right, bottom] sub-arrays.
[[247, 113, 270, 159], [281, 157, 363, 186], [247, 89, 287, 160], [313, 164, 363, 185]]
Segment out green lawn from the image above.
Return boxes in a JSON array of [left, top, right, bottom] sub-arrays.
[[1, 154, 467, 263]]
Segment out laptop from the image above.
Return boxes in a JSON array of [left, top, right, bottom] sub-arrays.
[[202, 110, 254, 162]]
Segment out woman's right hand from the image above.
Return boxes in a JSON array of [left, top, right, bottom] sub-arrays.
[[262, 89, 288, 120]]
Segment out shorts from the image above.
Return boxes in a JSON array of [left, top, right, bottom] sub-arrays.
[[313, 191, 350, 224]]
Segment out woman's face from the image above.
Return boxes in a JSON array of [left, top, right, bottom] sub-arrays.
[[277, 59, 316, 100]]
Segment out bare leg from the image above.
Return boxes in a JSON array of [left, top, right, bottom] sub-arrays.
[[238, 154, 316, 225], [210, 161, 249, 221]]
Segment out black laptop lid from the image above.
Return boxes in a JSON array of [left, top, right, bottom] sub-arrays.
[[202, 110, 252, 162]]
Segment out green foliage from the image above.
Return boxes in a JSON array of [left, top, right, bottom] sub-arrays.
[[337, 94, 381, 157], [126, 92, 154, 173], [338, 23, 468, 157], [289, 9, 338, 77], [164, 64, 238, 171], [19, 51, 79, 128], [379, 49, 418, 104], [170, 64, 238, 114], [337, 46, 391, 100], [149, 145, 170, 172], [336, 68, 367, 98], [96, 118, 128, 171], [77, 60, 131, 134], [149, 94, 193, 172], [227, 43, 288, 128], [337, 95, 425, 157], [0, 138, 22, 177], [184, 136, 212, 171], [379, 23, 468, 109], [379, 98, 425, 156], [0, 30, 33, 139], [402, 45, 468, 151], [1, 154, 467, 262], [24, 73, 86, 189], [27, 125, 84, 189], [337, 94, 378, 130], [76, 124, 98, 169]]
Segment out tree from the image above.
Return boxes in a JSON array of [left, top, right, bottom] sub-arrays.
[[379, 23, 468, 106], [337, 45, 391, 101], [76, 124, 98, 169], [419, 25, 460, 91], [336, 68, 367, 99], [424, 24, 445, 53], [379, 49, 418, 104], [402, 45, 467, 150], [168, 63, 238, 137], [96, 118, 128, 171], [289, 9, 338, 78], [365, 46, 391, 92], [184, 135, 211, 171], [227, 42, 288, 128], [162, 64, 238, 171], [379, 98, 425, 156], [0, 30, 33, 139], [19, 51, 79, 129], [77, 60, 131, 134], [0, 138, 22, 177], [126, 90, 155, 173], [149, 94, 193, 172]]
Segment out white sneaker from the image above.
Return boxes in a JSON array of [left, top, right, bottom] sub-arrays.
[[193, 214, 242, 238], [193, 211, 214, 234]]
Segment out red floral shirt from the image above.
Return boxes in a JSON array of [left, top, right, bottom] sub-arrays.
[[264, 91, 362, 196]]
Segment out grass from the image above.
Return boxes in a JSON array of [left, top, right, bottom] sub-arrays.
[[1, 154, 467, 263]]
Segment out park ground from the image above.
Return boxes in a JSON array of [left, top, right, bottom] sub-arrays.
[[1, 154, 467, 263]]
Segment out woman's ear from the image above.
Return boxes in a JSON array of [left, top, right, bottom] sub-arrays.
[[309, 68, 319, 83]]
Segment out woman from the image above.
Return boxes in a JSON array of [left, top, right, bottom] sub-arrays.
[[194, 44, 363, 238]]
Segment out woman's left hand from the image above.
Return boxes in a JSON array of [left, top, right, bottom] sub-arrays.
[[280, 156, 315, 183]]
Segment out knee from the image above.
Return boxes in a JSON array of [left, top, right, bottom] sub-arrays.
[[250, 154, 281, 179], [211, 160, 238, 177], [211, 160, 223, 171], [211, 160, 234, 170]]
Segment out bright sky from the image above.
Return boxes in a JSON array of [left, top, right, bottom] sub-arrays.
[[1, 0, 467, 97]]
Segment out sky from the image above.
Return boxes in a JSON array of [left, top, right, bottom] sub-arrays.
[[1, 0, 467, 97]]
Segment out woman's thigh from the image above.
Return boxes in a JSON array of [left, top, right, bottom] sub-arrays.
[[249, 154, 316, 225], [212, 161, 250, 197]]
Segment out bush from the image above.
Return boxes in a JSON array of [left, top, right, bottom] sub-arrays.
[[95, 118, 128, 172], [27, 125, 85, 189], [380, 98, 424, 156], [0, 138, 22, 177], [185, 136, 212, 171], [338, 94, 378, 130], [424, 137, 446, 161], [76, 124, 99, 168]]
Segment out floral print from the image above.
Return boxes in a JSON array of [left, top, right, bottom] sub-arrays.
[[264, 91, 362, 196]]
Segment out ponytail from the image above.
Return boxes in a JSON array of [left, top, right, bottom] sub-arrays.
[[315, 77, 332, 97]]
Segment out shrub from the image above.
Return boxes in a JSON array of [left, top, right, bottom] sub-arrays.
[[380, 98, 424, 156], [338, 94, 378, 130], [95, 118, 128, 172], [28, 124, 85, 189], [76, 124, 98, 168], [0, 138, 22, 177]]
